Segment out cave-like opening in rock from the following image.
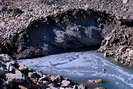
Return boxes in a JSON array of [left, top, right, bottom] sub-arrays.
[[14, 9, 113, 59]]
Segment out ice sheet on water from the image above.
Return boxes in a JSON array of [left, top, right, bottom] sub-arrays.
[[18, 52, 133, 89]]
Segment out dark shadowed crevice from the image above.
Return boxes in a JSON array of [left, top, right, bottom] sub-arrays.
[[119, 19, 133, 27], [8, 9, 114, 59]]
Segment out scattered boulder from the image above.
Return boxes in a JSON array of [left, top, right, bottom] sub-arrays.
[[94, 79, 102, 84], [128, 50, 133, 59], [19, 64, 28, 71], [0, 54, 13, 63], [61, 80, 71, 87], [94, 87, 107, 89], [123, 0, 128, 4], [78, 84, 86, 89], [5, 70, 24, 84]]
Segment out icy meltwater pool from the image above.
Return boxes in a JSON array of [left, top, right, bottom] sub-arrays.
[[18, 52, 133, 89]]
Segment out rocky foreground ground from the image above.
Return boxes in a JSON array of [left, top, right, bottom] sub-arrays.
[[0, 54, 106, 89], [0, 0, 133, 89]]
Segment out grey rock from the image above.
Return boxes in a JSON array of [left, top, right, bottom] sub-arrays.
[[0, 70, 7, 77], [6, 69, 24, 84], [47, 87, 59, 89], [0, 80, 7, 89], [0, 54, 13, 63], [50, 75, 63, 82], [18, 64, 29, 71], [123, 0, 128, 4], [78, 84, 86, 89], [61, 80, 71, 87], [28, 72, 41, 79], [94, 87, 107, 89], [39, 75, 48, 81], [49, 86, 59, 89]]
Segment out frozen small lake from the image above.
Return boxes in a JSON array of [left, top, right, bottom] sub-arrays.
[[18, 52, 133, 89]]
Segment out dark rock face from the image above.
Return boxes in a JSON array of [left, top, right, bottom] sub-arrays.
[[0, 0, 116, 59], [99, 26, 133, 67], [0, 0, 133, 65], [14, 9, 104, 59]]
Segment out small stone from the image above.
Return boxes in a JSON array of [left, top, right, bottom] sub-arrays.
[[50, 75, 62, 82], [86, 79, 102, 84], [0, 22, 5, 27], [94, 79, 103, 84], [84, 4, 89, 9], [28, 72, 33, 77], [103, 52, 107, 57], [32, 79, 38, 84], [38, 75, 48, 81], [123, 0, 128, 4], [19, 64, 28, 71], [78, 84, 85, 89], [60, 87, 65, 89], [50, 75, 57, 81], [65, 87, 73, 89], [0, 54, 13, 62], [8, 66, 15, 73], [49, 86, 58, 89], [118, 46, 127, 53], [87, 80, 94, 84], [48, 83, 54, 87], [128, 50, 133, 58], [0, 70, 7, 77], [99, 46, 107, 52], [102, 68, 106, 72], [61, 80, 71, 87], [120, 60, 124, 64], [94, 87, 107, 89], [6, 69, 24, 84], [18, 85, 28, 89], [42, 81, 49, 84], [72, 85, 78, 89], [28, 72, 41, 79]]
